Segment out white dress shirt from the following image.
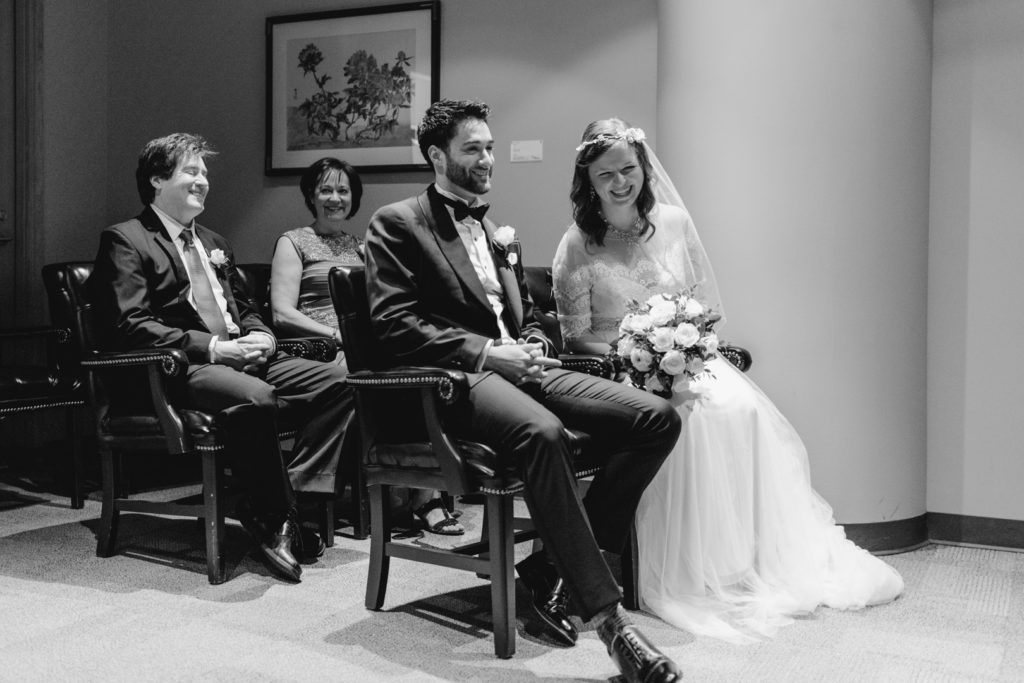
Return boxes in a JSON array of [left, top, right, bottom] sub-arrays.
[[151, 205, 242, 359], [435, 187, 513, 342]]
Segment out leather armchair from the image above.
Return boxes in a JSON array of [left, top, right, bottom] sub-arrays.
[[0, 322, 85, 508], [42, 261, 336, 584], [329, 265, 627, 658]]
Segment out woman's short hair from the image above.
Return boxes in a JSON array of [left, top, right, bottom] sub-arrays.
[[299, 157, 363, 219], [416, 99, 491, 165], [569, 118, 656, 246], [135, 133, 217, 206]]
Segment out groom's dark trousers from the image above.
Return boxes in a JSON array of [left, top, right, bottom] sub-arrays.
[[366, 186, 681, 620]]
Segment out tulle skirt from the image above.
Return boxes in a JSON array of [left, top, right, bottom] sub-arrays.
[[634, 356, 904, 642]]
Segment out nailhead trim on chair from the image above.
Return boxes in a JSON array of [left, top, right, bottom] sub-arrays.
[[0, 399, 84, 415], [475, 465, 602, 496], [346, 374, 458, 404], [82, 353, 183, 377]]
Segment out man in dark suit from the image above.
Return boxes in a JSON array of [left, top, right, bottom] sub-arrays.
[[364, 101, 683, 683], [89, 133, 351, 583]]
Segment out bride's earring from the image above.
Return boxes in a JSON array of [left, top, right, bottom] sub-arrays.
[[589, 186, 596, 200]]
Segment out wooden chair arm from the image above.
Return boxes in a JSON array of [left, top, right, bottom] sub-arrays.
[[558, 354, 616, 379], [278, 336, 338, 363], [0, 325, 72, 343], [719, 344, 752, 373], [346, 366, 475, 495]]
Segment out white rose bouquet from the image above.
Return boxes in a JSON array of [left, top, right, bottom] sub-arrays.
[[614, 288, 721, 399]]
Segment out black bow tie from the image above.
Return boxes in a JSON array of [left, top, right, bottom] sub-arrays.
[[440, 194, 489, 222]]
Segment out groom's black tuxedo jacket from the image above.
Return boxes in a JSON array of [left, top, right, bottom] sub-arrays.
[[365, 185, 552, 375], [88, 205, 272, 363]]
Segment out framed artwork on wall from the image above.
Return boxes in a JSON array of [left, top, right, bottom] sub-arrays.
[[265, 1, 440, 175]]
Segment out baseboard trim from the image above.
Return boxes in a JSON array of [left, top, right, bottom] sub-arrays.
[[927, 512, 1024, 549], [843, 515, 928, 554], [842, 512, 1024, 555]]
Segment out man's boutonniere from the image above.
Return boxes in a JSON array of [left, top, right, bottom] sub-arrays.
[[492, 225, 518, 266], [209, 249, 230, 276]]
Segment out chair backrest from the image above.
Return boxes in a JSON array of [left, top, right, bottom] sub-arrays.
[[523, 265, 563, 354], [234, 263, 272, 322], [42, 261, 99, 366], [327, 266, 382, 372]]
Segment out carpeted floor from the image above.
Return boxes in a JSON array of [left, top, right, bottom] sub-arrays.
[[1, 476, 1022, 682]]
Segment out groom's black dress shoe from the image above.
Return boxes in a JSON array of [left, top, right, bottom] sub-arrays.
[[236, 502, 302, 582], [293, 524, 326, 564], [515, 553, 578, 646], [598, 604, 683, 683]]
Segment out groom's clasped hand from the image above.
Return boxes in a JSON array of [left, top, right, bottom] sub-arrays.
[[484, 339, 562, 385]]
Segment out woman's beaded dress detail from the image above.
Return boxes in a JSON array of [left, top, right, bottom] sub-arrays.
[[281, 227, 363, 328], [553, 203, 904, 642]]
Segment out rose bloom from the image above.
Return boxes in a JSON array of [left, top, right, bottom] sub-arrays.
[[646, 293, 668, 308], [673, 322, 700, 347], [680, 297, 704, 320], [645, 374, 665, 393], [701, 332, 720, 355], [209, 249, 227, 266], [630, 347, 653, 372], [686, 356, 705, 375], [648, 326, 675, 352], [492, 225, 516, 247], [659, 349, 688, 375], [625, 313, 653, 334], [616, 336, 636, 358], [649, 300, 677, 326]]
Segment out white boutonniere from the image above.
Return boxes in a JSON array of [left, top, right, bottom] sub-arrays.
[[492, 225, 518, 265], [209, 249, 230, 275]]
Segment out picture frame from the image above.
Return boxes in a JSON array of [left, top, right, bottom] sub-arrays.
[[265, 1, 440, 175]]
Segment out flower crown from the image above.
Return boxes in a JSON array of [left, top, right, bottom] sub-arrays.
[[575, 127, 647, 153]]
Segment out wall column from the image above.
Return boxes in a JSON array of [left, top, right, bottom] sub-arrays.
[[656, 0, 931, 548]]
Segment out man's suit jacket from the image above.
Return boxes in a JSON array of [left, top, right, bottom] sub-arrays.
[[365, 185, 552, 374], [89, 205, 273, 364]]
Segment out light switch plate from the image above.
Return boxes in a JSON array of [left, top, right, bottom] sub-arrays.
[[510, 140, 543, 162]]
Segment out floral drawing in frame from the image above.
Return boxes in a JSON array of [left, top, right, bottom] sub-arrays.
[[266, 1, 440, 174]]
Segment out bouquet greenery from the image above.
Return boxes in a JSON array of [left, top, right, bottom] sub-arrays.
[[614, 288, 721, 399]]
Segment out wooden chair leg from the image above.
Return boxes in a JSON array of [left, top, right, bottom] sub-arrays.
[[352, 463, 370, 540], [620, 524, 640, 610], [96, 447, 120, 557], [487, 493, 516, 659], [319, 497, 335, 548], [365, 483, 390, 609], [202, 450, 225, 585], [67, 406, 83, 509]]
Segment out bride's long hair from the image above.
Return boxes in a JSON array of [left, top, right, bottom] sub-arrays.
[[570, 118, 656, 247]]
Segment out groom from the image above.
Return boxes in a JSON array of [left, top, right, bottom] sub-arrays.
[[364, 99, 683, 683]]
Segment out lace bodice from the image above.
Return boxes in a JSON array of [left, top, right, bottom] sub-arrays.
[[553, 204, 722, 345]]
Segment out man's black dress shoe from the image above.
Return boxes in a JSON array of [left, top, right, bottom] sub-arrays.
[[236, 502, 302, 582], [597, 604, 683, 683], [263, 518, 302, 582], [515, 552, 578, 646], [293, 524, 326, 564]]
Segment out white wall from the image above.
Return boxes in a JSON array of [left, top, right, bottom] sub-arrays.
[[657, 0, 932, 524], [91, 0, 655, 265], [929, 0, 1024, 521]]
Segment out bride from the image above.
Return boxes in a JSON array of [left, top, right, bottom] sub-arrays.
[[552, 119, 904, 642]]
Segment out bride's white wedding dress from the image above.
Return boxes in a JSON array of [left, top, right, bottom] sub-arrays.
[[553, 204, 904, 642]]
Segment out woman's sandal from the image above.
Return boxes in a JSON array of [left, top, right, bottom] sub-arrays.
[[413, 498, 465, 536]]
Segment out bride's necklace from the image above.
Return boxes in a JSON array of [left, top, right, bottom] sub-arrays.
[[601, 213, 643, 245]]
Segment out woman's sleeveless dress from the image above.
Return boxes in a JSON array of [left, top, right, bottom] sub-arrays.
[[279, 227, 364, 329]]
